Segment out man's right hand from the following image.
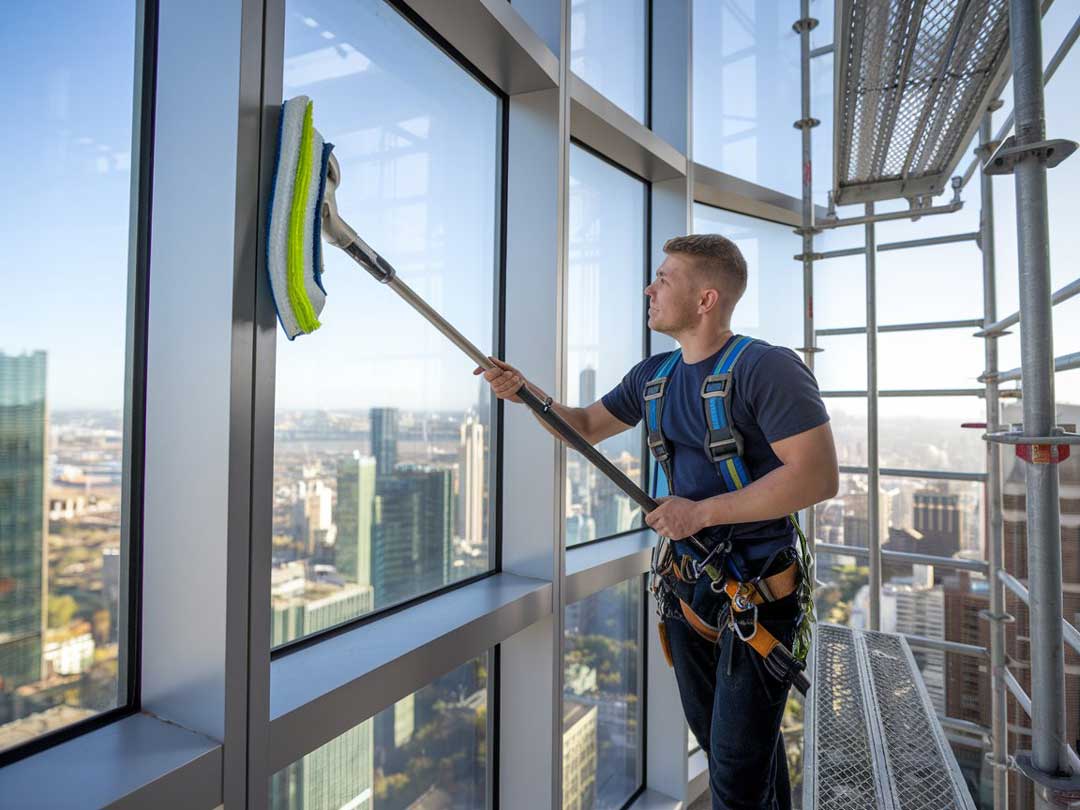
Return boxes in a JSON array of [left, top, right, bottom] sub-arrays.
[[474, 357, 528, 404]]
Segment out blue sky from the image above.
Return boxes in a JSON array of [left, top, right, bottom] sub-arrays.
[[2, 2, 136, 410], [3, 0, 1076, 416]]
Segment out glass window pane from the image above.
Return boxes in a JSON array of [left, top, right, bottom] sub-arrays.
[[822, 397, 868, 467], [1, 2, 138, 753], [693, 0, 802, 195], [879, 397, 986, 473], [881, 476, 985, 567], [564, 578, 643, 810], [692, 204, 804, 350], [273, 0, 500, 645], [813, 255, 867, 329], [818, 329, 984, 392], [876, 242, 983, 324], [815, 335, 866, 392], [879, 329, 984, 391], [567, 146, 646, 546], [271, 654, 489, 809], [570, 0, 648, 123]]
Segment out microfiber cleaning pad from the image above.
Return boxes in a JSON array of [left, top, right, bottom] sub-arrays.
[[267, 95, 334, 340]]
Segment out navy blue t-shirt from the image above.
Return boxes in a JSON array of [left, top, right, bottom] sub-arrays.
[[601, 335, 829, 566]]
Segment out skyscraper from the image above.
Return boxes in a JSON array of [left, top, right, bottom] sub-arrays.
[[562, 699, 598, 810], [369, 407, 398, 476], [579, 367, 596, 407], [913, 488, 965, 560], [373, 466, 454, 610], [943, 569, 991, 800], [0, 351, 47, 723], [459, 416, 484, 548], [271, 577, 375, 810], [335, 453, 377, 587]]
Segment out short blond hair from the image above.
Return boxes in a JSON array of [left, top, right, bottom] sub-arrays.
[[663, 233, 748, 303]]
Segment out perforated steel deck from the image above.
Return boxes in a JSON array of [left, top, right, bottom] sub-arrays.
[[832, 0, 1012, 204], [803, 625, 976, 810]]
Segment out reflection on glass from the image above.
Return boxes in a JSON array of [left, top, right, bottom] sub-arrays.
[[564, 578, 642, 810], [271, 654, 488, 810], [693, 203, 804, 349], [693, 0, 802, 196], [0, 1, 136, 753], [570, 0, 648, 123], [272, 0, 499, 645], [567, 146, 646, 546]]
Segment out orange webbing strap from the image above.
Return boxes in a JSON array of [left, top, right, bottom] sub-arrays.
[[723, 580, 783, 659], [678, 599, 720, 644], [658, 622, 674, 668]]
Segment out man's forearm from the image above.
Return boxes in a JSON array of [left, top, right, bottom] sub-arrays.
[[696, 462, 831, 527]]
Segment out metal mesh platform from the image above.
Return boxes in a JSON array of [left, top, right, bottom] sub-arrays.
[[833, 0, 1012, 204], [803, 625, 976, 810]]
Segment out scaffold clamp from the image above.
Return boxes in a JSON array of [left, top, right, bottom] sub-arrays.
[[983, 136, 1078, 175], [982, 428, 1080, 465], [1013, 752, 1080, 806]]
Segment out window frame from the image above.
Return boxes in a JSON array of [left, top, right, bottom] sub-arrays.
[[0, 0, 158, 769]]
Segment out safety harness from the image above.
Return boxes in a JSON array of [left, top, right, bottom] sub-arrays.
[[645, 336, 814, 694]]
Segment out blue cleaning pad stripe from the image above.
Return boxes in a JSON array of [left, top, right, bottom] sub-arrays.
[[313, 141, 334, 295]]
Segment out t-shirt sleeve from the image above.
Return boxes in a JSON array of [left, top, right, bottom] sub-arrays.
[[742, 347, 830, 443], [600, 356, 657, 428]]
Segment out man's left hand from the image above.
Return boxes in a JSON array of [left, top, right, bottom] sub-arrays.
[[645, 496, 708, 540]]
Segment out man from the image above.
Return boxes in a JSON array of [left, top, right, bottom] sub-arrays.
[[477, 234, 838, 809]]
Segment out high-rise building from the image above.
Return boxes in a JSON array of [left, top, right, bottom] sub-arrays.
[[579, 367, 596, 407], [300, 479, 334, 555], [271, 576, 375, 810], [373, 465, 454, 610], [892, 571, 946, 712], [562, 699, 598, 810], [0, 351, 47, 723], [335, 453, 377, 587], [459, 416, 484, 547], [913, 487, 965, 560], [943, 568, 991, 801], [101, 546, 121, 643], [369, 407, 399, 477]]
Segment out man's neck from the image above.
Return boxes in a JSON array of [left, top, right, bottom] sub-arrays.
[[675, 326, 734, 364]]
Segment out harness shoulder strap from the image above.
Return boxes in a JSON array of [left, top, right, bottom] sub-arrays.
[[701, 335, 756, 492], [644, 350, 681, 498]]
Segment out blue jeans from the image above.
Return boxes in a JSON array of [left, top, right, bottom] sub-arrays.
[[663, 591, 800, 810]]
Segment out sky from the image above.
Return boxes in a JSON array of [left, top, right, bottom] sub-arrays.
[[2, 0, 1076, 418]]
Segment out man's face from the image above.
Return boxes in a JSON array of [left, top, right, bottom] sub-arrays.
[[644, 254, 703, 334]]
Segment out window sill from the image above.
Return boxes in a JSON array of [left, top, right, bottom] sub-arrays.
[[268, 571, 551, 772], [565, 527, 655, 605], [0, 712, 221, 810]]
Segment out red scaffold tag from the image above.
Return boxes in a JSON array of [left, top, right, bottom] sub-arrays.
[[1016, 444, 1071, 464]]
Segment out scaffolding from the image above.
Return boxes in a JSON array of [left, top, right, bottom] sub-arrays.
[[798, 0, 1080, 807]]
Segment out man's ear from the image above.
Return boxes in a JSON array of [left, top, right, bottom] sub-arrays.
[[698, 288, 721, 314]]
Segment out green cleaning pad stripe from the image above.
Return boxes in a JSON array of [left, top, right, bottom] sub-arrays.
[[287, 101, 321, 334]]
